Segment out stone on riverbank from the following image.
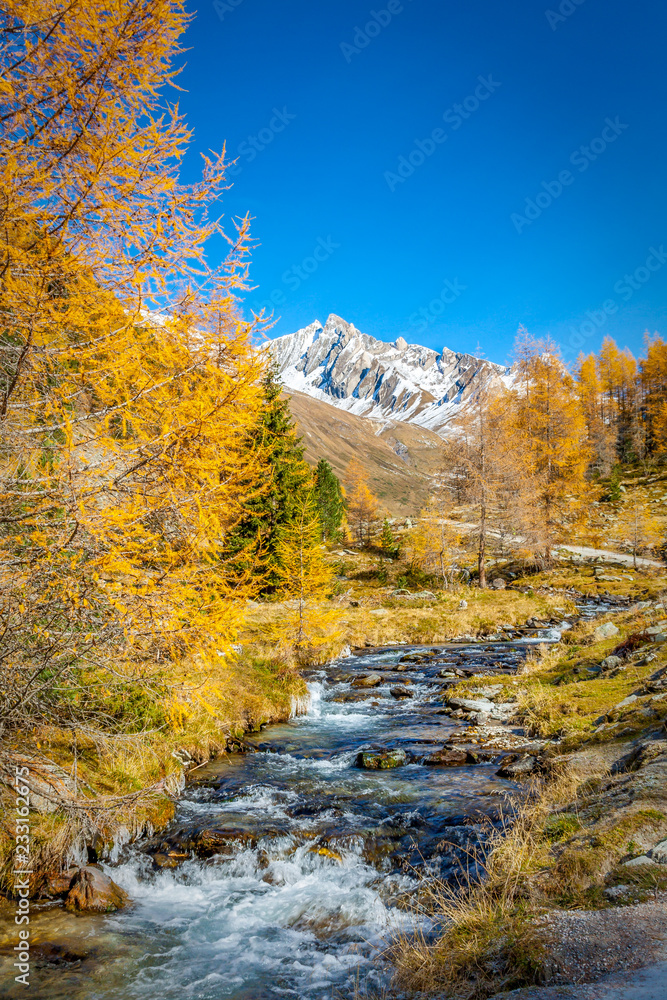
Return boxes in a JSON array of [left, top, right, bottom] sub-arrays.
[[65, 866, 129, 913], [496, 754, 537, 778]]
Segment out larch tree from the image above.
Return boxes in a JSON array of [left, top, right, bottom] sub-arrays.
[[441, 377, 531, 586], [613, 492, 663, 569], [512, 329, 591, 561], [0, 0, 269, 735], [641, 333, 667, 456], [576, 352, 616, 476], [273, 493, 341, 661], [344, 459, 380, 544]]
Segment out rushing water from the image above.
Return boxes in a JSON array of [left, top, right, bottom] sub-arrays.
[[0, 602, 617, 1000]]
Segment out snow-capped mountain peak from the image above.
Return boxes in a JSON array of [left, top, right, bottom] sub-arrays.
[[267, 313, 509, 434]]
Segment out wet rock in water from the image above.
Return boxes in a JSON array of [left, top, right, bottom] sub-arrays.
[[421, 748, 470, 766], [351, 672, 383, 688], [495, 754, 537, 778], [65, 866, 129, 913], [356, 748, 406, 769], [189, 827, 256, 857], [152, 850, 190, 869], [390, 686, 413, 699]]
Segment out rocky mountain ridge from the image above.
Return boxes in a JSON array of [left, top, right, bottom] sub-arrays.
[[268, 313, 510, 434]]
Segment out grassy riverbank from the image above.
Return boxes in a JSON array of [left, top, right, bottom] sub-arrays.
[[0, 655, 305, 897], [391, 590, 667, 998]]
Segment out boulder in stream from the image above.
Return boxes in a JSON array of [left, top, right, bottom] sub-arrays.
[[390, 686, 413, 699], [65, 866, 129, 913], [421, 748, 470, 766], [356, 748, 406, 769], [351, 673, 383, 688]]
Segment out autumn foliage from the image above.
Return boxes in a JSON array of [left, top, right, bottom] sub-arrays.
[[0, 1, 272, 734]]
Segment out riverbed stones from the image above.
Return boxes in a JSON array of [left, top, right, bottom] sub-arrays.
[[390, 686, 413, 699], [421, 748, 470, 766], [190, 827, 256, 857], [356, 748, 406, 769], [351, 673, 383, 688], [65, 866, 129, 913]]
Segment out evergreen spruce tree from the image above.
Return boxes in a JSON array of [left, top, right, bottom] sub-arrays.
[[228, 364, 313, 592], [314, 459, 345, 541], [380, 518, 395, 556]]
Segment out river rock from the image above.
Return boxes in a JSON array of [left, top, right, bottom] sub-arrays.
[[496, 755, 537, 779], [447, 696, 495, 714], [421, 748, 470, 766], [356, 748, 406, 769], [390, 686, 413, 699], [190, 827, 256, 857], [595, 621, 620, 640], [65, 866, 129, 913], [44, 868, 78, 897], [351, 673, 383, 688]]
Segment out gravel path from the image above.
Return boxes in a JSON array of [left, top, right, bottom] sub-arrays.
[[495, 899, 667, 1000], [555, 545, 663, 569]]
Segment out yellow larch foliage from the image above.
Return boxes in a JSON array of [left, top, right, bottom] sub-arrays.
[[512, 329, 592, 558], [271, 494, 342, 661], [0, 1, 270, 731], [344, 459, 380, 543]]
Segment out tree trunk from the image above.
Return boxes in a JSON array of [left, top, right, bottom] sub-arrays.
[[478, 502, 486, 589]]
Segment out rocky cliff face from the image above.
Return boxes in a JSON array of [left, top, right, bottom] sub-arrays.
[[268, 314, 509, 434]]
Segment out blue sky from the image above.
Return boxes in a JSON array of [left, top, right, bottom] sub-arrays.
[[179, 0, 667, 367]]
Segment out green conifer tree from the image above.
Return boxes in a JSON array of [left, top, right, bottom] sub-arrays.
[[314, 459, 345, 541], [380, 517, 395, 556], [227, 364, 313, 592]]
